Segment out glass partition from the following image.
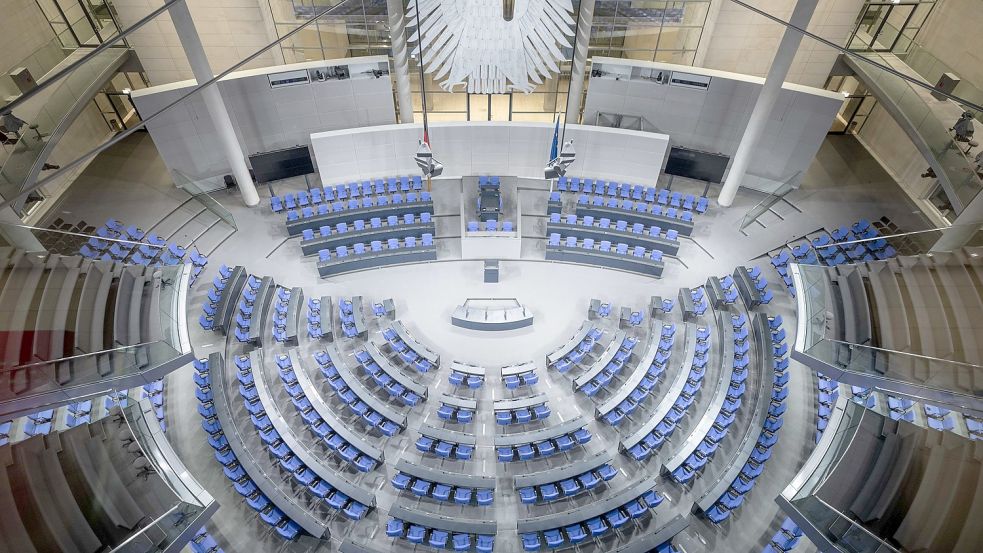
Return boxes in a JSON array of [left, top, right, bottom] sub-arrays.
[[171, 170, 238, 232]]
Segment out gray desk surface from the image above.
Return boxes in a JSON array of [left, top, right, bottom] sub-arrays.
[[695, 313, 775, 513], [317, 247, 437, 278], [501, 361, 536, 378], [595, 333, 659, 417], [573, 329, 627, 390], [706, 276, 726, 309], [319, 295, 334, 338], [513, 450, 614, 489], [546, 247, 664, 278], [283, 287, 304, 344], [662, 306, 735, 473], [439, 393, 477, 410], [326, 345, 407, 428], [573, 204, 695, 236], [389, 503, 497, 535], [208, 352, 328, 537], [215, 267, 245, 334], [678, 287, 695, 316], [610, 514, 690, 553], [516, 472, 660, 533], [392, 320, 440, 365], [364, 341, 428, 398], [494, 415, 587, 447], [249, 350, 376, 506], [450, 361, 487, 377], [546, 221, 679, 255], [300, 222, 434, 255], [285, 200, 433, 235], [395, 458, 495, 489], [290, 350, 385, 462], [352, 296, 367, 335], [418, 421, 477, 446], [546, 321, 593, 365], [246, 276, 275, 343], [621, 322, 698, 450], [734, 266, 762, 307], [493, 392, 547, 411]]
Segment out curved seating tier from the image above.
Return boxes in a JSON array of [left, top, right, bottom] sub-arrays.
[[387, 503, 496, 552], [494, 393, 550, 426], [556, 176, 709, 214], [546, 234, 665, 278], [502, 362, 539, 389], [300, 217, 435, 256], [339, 296, 367, 338], [514, 451, 618, 504], [438, 393, 477, 425], [312, 345, 406, 435], [495, 416, 591, 462], [417, 422, 477, 460], [449, 361, 486, 389], [609, 514, 690, 553], [316, 233, 436, 278], [547, 322, 602, 373], [283, 185, 433, 236], [383, 320, 441, 370], [547, 213, 680, 255], [272, 175, 425, 214], [574, 331, 638, 396], [354, 343, 427, 406], [596, 322, 676, 424], [517, 472, 663, 550], [391, 458, 495, 505]]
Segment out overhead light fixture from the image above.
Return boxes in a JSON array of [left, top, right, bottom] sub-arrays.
[[841, 90, 850, 97], [122, 87, 132, 94]]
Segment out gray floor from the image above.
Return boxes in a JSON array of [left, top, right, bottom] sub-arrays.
[[45, 132, 929, 553]]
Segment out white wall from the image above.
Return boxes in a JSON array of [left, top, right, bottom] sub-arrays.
[[700, 0, 865, 88], [0, 0, 62, 101], [309, 122, 671, 185], [131, 57, 397, 179], [907, 0, 983, 97], [111, 0, 281, 85], [583, 58, 843, 189]]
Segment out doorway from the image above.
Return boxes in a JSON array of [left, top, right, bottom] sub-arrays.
[[824, 75, 877, 135]]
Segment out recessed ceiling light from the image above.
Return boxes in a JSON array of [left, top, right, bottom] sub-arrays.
[[841, 90, 850, 97], [122, 88, 131, 94]]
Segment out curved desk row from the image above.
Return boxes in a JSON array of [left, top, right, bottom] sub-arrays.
[[391, 320, 440, 366], [208, 352, 328, 537], [494, 416, 588, 447], [573, 329, 628, 390], [282, 287, 304, 345], [493, 392, 548, 411], [516, 472, 661, 533], [246, 276, 275, 345], [248, 350, 376, 507], [451, 303, 534, 331], [595, 329, 663, 418], [546, 221, 679, 256], [395, 458, 495, 489], [621, 322, 698, 451], [546, 321, 594, 365], [695, 313, 775, 513], [285, 200, 434, 235], [317, 244, 437, 278], [611, 514, 690, 553], [360, 342, 428, 398], [389, 503, 497, 537], [214, 266, 246, 334], [300, 222, 435, 256], [513, 451, 615, 489], [546, 245, 664, 278], [295, 350, 385, 463], [324, 345, 407, 429], [418, 421, 477, 447], [440, 393, 478, 410], [563, 204, 694, 236], [450, 361, 486, 377]]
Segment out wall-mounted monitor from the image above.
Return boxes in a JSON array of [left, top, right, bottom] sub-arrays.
[[249, 146, 315, 183], [664, 147, 729, 183], [268, 69, 310, 88]]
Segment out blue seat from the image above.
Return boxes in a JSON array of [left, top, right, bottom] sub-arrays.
[[452, 533, 471, 551]]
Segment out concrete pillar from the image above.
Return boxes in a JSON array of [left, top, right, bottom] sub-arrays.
[[565, 0, 595, 125], [169, 1, 259, 207], [387, 0, 415, 124], [931, 192, 983, 251], [717, 0, 820, 207], [0, 205, 44, 252]]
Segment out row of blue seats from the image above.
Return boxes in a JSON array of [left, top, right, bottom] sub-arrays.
[[190, 529, 225, 553], [237, 357, 371, 520], [549, 213, 681, 242], [194, 358, 303, 540], [308, 351, 382, 470], [353, 349, 424, 407], [449, 369, 484, 389], [571, 193, 696, 222], [198, 265, 234, 330], [66, 399, 93, 428], [271, 175, 425, 212], [22, 408, 55, 436], [517, 463, 618, 504], [704, 321, 788, 523], [625, 328, 711, 461], [386, 519, 494, 552], [496, 426, 591, 462], [720, 272, 773, 305], [579, 335, 640, 396], [602, 323, 679, 426], [670, 314, 758, 484], [762, 519, 804, 552], [306, 298, 325, 340], [547, 234, 665, 261], [270, 287, 292, 343], [300, 212, 433, 242], [437, 401, 474, 424], [416, 433, 474, 460], [141, 379, 166, 431], [339, 298, 359, 338], [551, 327, 603, 373], [519, 489, 662, 551], [504, 367, 538, 389], [556, 176, 709, 213], [392, 472, 493, 505], [315, 352, 402, 437], [233, 275, 263, 343], [382, 326, 435, 372], [467, 220, 514, 232], [286, 191, 432, 221], [816, 372, 838, 443], [495, 401, 551, 426], [317, 234, 434, 263]]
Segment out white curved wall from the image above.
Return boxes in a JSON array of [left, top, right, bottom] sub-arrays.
[[309, 122, 671, 185]]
